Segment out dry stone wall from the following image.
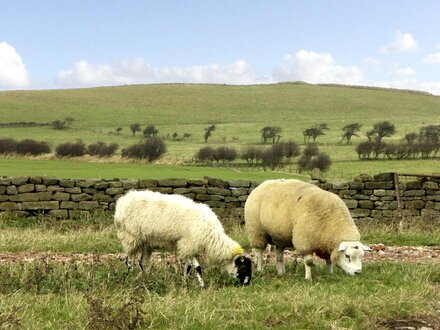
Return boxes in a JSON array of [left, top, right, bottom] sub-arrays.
[[0, 173, 439, 221]]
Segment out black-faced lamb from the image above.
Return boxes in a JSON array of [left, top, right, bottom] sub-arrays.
[[244, 179, 371, 280], [114, 189, 252, 287]]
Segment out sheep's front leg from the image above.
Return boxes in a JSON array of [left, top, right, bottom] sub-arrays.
[[304, 254, 314, 280], [254, 248, 265, 272], [274, 246, 285, 275], [139, 248, 152, 272], [125, 252, 137, 273], [185, 257, 205, 288], [325, 259, 334, 274]]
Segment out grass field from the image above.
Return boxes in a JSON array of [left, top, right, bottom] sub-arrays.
[[1, 83, 440, 180], [0, 214, 439, 329]]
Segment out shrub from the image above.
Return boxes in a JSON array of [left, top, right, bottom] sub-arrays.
[[214, 146, 237, 164], [16, 139, 51, 155], [87, 142, 119, 157], [0, 138, 18, 154], [121, 137, 167, 162], [55, 140, 87, 157], [195, 146, 216, 163], [52, 120, 67, 130], [261, 144, 285, 170], [298, 144, 332, 172], [240, 146, 262, 166]]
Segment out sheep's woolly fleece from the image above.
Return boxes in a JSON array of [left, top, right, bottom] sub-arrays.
[[114, 189, 244, 265]]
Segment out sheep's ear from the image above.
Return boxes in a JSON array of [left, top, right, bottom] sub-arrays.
[[338, 242, 347, 252], [359, 243, 372, 251]]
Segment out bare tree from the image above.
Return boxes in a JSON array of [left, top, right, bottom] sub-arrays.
[[204, 125, 216, 143]]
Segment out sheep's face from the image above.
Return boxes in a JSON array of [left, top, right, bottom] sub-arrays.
[[336, 241, 371, 276], [224, 255, 252, 286]]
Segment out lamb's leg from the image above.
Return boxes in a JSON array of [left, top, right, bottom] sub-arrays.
[[139, 248, 152, 272], [325, 259, 334, 274], [304, 254, 314, 280], [274, 246, 285, 275], [254, 248, 265, 272]]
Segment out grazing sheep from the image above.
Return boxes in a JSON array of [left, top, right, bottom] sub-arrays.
[[114, 190, 252, 287], [245, 179, 371, 280]]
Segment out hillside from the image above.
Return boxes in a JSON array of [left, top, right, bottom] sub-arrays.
[[0, 83, 439, 179]]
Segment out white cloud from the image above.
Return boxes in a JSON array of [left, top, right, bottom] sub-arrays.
[[423, 52, 440, 64], [0, 42, 30, 89], [272, 50, 364, 85], [56, 58, 262, 88], [389, 66, 416, 78], [380, 31, 418, 54]]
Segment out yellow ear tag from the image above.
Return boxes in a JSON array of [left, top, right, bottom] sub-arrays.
[[232, 245, 244, 255]]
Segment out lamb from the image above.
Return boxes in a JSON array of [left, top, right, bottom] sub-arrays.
[[244, 179, 371, 280], [114, 189, 252, 287]]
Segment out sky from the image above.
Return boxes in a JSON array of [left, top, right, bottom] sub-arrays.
[[2, 1, 440, 94]]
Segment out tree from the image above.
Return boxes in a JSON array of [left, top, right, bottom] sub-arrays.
[[303, 124, 329, 143], [366, 121, 396, 158], [368, 121, 396, 144], [143, 124, 159, 138], [260, 126, 282, 144], [129, 123, 142, 137], [204, 125, 216, 143], [116, 127, 123, 135], [340, 123, 362, 145]]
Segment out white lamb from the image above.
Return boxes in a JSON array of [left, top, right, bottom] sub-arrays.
[[245, 179, 371, 280], [114, 189, 252, 287]]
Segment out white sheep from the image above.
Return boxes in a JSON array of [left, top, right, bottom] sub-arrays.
[[114, 189, 252, 287], [244, 179, 371, 280]]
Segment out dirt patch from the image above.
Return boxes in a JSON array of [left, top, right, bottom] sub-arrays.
[[377, 317, 440, 330], [0, 245, 439, 264]]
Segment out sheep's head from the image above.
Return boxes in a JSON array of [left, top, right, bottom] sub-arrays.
[[224, 255, 252, 286], [334, 241, 371, 275]]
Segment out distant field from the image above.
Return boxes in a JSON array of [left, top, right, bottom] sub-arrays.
[[0, 157, 304, 181], [1, 83, 440, 179]]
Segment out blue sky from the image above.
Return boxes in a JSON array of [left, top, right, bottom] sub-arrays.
[[2, 1, 440, 94]]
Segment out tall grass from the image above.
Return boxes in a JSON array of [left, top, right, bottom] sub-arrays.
[[0, 257, 438, 329]]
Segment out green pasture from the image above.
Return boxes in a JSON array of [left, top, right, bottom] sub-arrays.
[[1, 83, 440, 180], [0, 214, 439, 329], [0, 156, 439, 181]]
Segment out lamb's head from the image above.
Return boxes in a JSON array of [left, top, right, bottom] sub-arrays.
[[334, 241, 371, 276], [224, 255, 252, 286]]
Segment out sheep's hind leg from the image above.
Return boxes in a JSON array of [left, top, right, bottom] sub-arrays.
[[254, 248, 265, 272], [274, 246, 285, 275]]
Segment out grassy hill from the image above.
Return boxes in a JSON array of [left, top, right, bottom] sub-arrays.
[[0, 83, 439, 179]]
